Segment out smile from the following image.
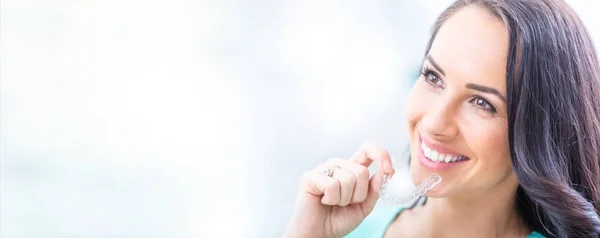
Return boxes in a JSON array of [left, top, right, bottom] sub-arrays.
[[421, 141, 467, 163]]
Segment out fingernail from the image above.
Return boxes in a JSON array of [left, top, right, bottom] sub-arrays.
[[383, 160, 393, 174]]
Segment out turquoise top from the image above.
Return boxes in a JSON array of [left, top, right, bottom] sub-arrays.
[[344, 205, 546, 238]]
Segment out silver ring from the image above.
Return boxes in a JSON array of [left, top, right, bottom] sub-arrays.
[[323, 168, 333, 177]]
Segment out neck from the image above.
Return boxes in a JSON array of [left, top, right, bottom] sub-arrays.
[[421, 175, 528, 237]]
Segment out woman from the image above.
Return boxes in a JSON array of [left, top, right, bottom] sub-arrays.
[[284, 0, 600, 237]]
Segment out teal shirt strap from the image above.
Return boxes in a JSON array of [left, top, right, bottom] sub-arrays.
[[344, 206, 404, 238], [344, 204, 546, 238]]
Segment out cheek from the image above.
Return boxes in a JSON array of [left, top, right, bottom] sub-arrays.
[[464, 114, 509, 159], [462, 116, 512, 183]]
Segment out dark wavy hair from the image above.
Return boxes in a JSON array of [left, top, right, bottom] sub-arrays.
[[424, 0, 600, 237]]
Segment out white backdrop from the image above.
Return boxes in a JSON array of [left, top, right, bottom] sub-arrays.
[[1, 0, 598, 237]]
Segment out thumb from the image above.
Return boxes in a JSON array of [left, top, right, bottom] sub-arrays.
[[359, 170, 394, 216]]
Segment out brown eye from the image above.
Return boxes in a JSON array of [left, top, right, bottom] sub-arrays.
[[469, 96, 497, 113], [476, 98, 486, 107], [421, 69, 443, 87], [427, 73, 440, 84]]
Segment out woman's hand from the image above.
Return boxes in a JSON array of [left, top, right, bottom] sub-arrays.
[[284, 143, 395, 238]]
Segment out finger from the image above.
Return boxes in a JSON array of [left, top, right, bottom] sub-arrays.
[[301, 165, 341, 205], [330, 166, 356, 206], [350, 143, 395, 175], [360, 170, 388, 215], [327, 158, 370, 204]]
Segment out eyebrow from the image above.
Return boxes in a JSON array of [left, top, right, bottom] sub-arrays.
[[426, 54, 506, 103], [426, 55, 446, 76], [466, 83, 507, 103]]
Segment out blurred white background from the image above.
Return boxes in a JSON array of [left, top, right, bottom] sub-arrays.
[[1, 0, 598, 237]]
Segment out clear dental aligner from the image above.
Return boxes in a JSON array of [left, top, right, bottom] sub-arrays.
[[377, 173, 442, 206]]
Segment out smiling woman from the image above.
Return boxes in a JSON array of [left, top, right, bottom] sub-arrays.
[[284, 0, 600, 237]]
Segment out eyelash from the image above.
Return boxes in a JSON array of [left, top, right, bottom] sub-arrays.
[[421, 67, 443, 87], [420, 66, 498, 114]]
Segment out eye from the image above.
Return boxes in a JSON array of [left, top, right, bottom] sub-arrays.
[[469, 96, 497, 113], [421, 67, 443, 88]]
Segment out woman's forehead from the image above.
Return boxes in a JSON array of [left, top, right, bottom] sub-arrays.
[[428, 6, 509, 90]]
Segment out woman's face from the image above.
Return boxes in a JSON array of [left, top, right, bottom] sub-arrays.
[[406, 6, 517, 198]]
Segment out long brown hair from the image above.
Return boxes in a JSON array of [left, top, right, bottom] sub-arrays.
[[425, 0, 600, 237]]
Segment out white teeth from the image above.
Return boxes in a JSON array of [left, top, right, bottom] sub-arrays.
[[431, 151, 439, 161], [421, 142, 466, 163], [438, 155, 445, 162]]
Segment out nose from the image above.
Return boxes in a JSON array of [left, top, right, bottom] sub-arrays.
[[421, 101, 459, 140]]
